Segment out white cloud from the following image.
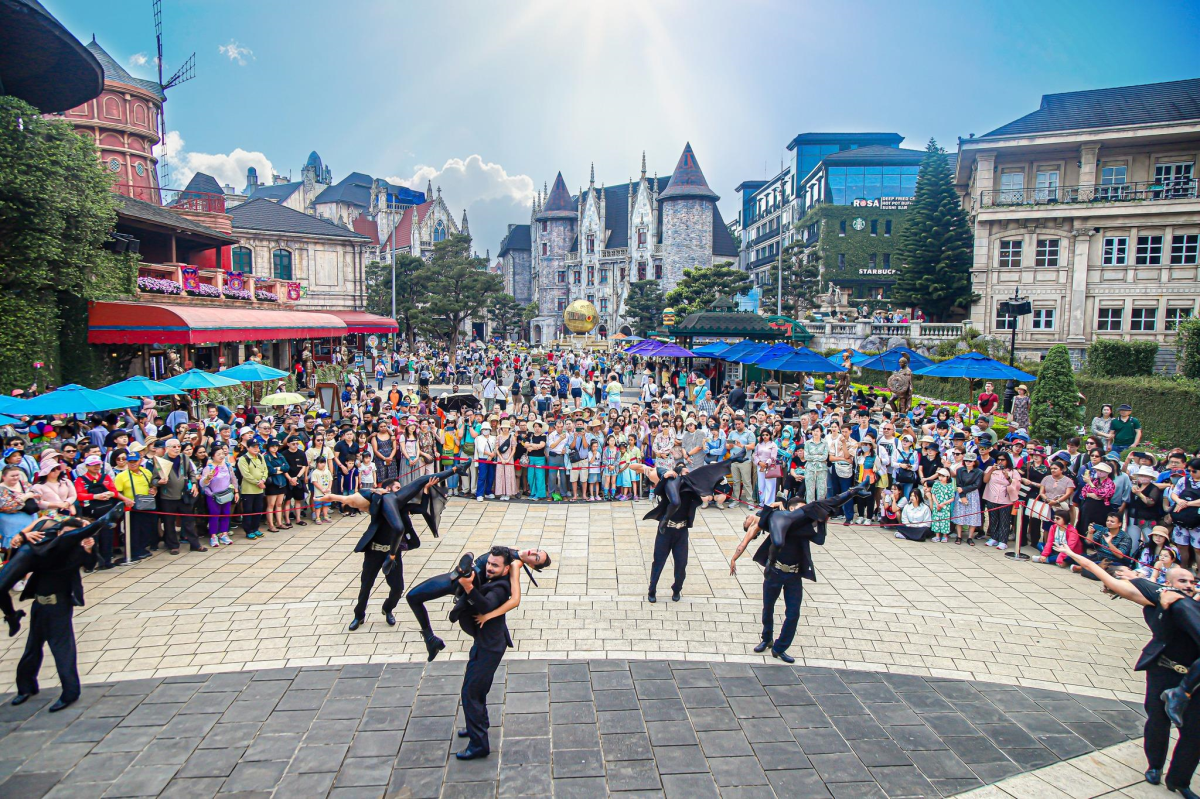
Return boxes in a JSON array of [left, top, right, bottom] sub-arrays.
[[387, 155, 535, 259], [155, 131, 273, 193], [217, 40, 254, 65], [128, 52, 149, 68]]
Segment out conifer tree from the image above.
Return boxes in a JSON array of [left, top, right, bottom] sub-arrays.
[[1029, 345, 1080, 445], [893, 139, 976, 321]]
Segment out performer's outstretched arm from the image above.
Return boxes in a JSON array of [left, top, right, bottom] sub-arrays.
[[475, 565, 522, 626], [1051, 544, 1151, 605]]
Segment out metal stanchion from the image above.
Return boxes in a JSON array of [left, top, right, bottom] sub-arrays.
[[124, 508, 133, 565], [1004, 504, 1030, 561]]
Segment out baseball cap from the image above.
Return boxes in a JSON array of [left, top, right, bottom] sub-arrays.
[[83, 455, 103, 466], [127, 451, 142, 461], [1118, 404, 1132, 411]]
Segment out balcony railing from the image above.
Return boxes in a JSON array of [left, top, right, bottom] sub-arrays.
[[112, 183, 228, 213], [134, 262, 300, 305], [748, 253, 780, 269], [978, 180, 1198, 210], [750, 226, 781, 247]]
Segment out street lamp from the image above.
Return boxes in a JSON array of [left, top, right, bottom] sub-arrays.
[[998, 288, 1032, 412]]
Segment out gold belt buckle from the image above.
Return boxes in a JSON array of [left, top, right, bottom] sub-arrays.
[[667, 520, 686, 529], [370, 542, 391, 553], [35, 594, 57, 605]]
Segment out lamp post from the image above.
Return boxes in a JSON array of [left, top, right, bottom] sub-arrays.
[[999, 288, 1031, 413]]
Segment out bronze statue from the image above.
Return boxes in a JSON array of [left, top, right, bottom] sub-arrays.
[[835, 351, 853, 407], [301, 343, 316, 388], [165, 350, 184, 377], [887, 355, 914, 414]]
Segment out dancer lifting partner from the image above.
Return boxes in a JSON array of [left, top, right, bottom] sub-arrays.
[[729, 482, 870, 663], [406, 545, 550, 661], [629, 459, 738, 603], [321, 463, 465, 631]]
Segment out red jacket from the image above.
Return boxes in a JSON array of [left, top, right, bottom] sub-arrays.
[[74, 473, 117, 502], [1041, 523, 1082, 562]]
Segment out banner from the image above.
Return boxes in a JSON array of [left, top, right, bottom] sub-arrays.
[[286, 282, 302, 301], [181, 267, 199, 291], [226, 272, 245, 291]]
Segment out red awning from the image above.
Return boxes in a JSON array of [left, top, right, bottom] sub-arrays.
[[88, 301, 349, 345], [326, 311, 399, 334]]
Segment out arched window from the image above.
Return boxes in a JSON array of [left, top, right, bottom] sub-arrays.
[[433, 220, 447, 243], [272, 249, 293, 280], [232, 246, 253, 273]]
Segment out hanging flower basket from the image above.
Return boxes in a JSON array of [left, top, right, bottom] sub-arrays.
[[185, 283, 222, 298], [223, 287, 253, 301], [255, 290, 279, 303], [137, 275, 182, 295]]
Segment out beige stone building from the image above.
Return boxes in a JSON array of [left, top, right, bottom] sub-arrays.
[[956, 78, 1200, 362]]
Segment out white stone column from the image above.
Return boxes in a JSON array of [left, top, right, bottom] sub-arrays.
[[1067, 229, 1091, 343]]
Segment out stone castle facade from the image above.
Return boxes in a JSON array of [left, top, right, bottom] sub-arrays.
[[514, 143, 738, 343]]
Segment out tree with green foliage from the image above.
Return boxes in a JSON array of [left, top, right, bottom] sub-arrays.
[[893, 139, 976, 321], [623, 279, 664, 336], [1029, 345, 1081, 445], [0, 97, 137, 388], [364, 253, 426, 349], [760, 242, 820, 317], [521, 301, 539, 341], [664, 262, 751, 316], [415, 234, 502, 366], [1177, 318, 1200, 379], [487, 293, 522, 340]]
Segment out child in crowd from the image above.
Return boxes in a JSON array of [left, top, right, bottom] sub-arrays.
[[587, 440, 602, 501], [356, 452, 376, 491], [1033, 509, 1081, 566], [310, 456, 333, 524], [601, 435, 620, 501]]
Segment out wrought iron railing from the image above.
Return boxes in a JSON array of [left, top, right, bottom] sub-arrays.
[[750, 226, 781, 247], [978, 180, 1197, 209], [112, 183, 228, 213]]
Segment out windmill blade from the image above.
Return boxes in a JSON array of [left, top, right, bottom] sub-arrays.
[[164, 53, 195, 90], [153, 0, 164, 86]]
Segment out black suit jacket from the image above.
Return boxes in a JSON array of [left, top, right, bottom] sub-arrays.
[[20, 547, 97, 607], [1132, 579, 1200, 671], [455, 576, 513, 652]]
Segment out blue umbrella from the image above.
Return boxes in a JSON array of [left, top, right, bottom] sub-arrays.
[[640, 342, 695, 358], [164, 369, 243, 391], [0, 396, 28, 415], [103, 375, 189, 397], [624, 340, 661, 355], [833, 348, 873, 366], [856, 347, 935, 372], [219, 361, 290, 382], [16, 384, 139, 415], [742, 343, 795, 366], [725, 342, 771, 364], [693, 341, 732, 357], [912, 351, 1036, 381], [0, 415, 22, 426], [758, 347, 847, 373]]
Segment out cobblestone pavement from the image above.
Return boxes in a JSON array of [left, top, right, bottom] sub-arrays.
[[0, 499, 1158, 796], [0, 659, 1144, 798]]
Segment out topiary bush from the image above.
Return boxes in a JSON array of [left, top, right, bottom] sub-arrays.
[[1178, 318, 1200, 379], [1029, 345, 1081, 447], [1085, 339, 1158, 377]]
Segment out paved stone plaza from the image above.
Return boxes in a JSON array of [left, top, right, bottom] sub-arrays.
[[0, 499, 1166, 797]]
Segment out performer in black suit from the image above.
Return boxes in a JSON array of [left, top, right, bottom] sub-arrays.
[[321, 464, 462, 631], [9, 516, 99, 712], [729, 483, 869, 663], [631, 460, 735, 603], [406, 546, 550, 662], [1054, 545, 1200, 796], [450, 548, 515, 760]]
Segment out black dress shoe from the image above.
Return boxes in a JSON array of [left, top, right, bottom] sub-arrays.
[[671, 590, 681, 602], [190, 546, 209, 552], [1168, 783, 1200, 799], [10, 692, 36, 706], [1147, 769, 1162, 785], [1164, 687, 1190, 729], [647, 594, 657, 603], [458, 727, 469, 738], [48, 697, 76, 713], [753, 640, 772, 654], [772, 650, 795, 664], [6, 609, 25, 638], [455, 745, 489, 760], [348, 617, 363, 631], [425, 636, 446, 662], [384, 611, 396, 626]]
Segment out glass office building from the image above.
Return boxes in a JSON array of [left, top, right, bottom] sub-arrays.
[[828, 165, 919, 206]]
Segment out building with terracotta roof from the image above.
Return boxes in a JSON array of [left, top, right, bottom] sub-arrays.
[[518, 143, 738, 343]]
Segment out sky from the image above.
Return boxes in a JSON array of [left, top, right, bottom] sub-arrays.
[[50, 0, 1200, 262]]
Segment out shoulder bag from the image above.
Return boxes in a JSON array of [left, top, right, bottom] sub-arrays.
[[130, 469, 158, 512]]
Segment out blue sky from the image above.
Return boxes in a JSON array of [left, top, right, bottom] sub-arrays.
[[50, 0, 1200, 261]]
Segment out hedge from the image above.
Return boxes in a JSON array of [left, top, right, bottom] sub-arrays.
[[1085, 339, 1157, 377]]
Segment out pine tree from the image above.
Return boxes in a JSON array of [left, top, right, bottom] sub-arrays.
[[415, 234, 503, 366], [487, 293, 521, 340], [893, 139, 976, 321], [664, 262, 752, 316], [1029, 345, 1081, 445], [760, 242, 820, 317], [623, 279, 664, 336], [364, 253, 424, 349]]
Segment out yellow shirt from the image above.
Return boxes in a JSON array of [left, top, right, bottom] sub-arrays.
[[113, 467, 153, 499]]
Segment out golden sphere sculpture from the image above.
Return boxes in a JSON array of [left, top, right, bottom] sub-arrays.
[[563, 299, 599, 334]]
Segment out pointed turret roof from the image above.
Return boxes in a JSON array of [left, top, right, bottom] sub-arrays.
[[536, 172, 576, 220], [460, 208, 470, 236], [85, 39, 164, 100], [659, 142, 719, 201]]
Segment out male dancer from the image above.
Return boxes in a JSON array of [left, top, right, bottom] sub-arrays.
[[321, 464, 462, 631], [406, 546, 550, 661], [9, 516, 100, 711], [630, 459, 736, 603], [451, 548, 515, 760], [728, 483, 870, 663], [1053, 544, 1200, 796]]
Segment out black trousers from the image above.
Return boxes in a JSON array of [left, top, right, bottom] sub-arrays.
[[1145, 665, 1200, 786], [353, 550, 404, 620], [129, 511, 155, 559], [241, 494, 265, 535], [406, 572, 456, 638], [461, 643, 505, 751], [649, 527, 688, 597], [157, 497, 200, 550], [16, 599, 80, 703], [761, 569, 803, 655]]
